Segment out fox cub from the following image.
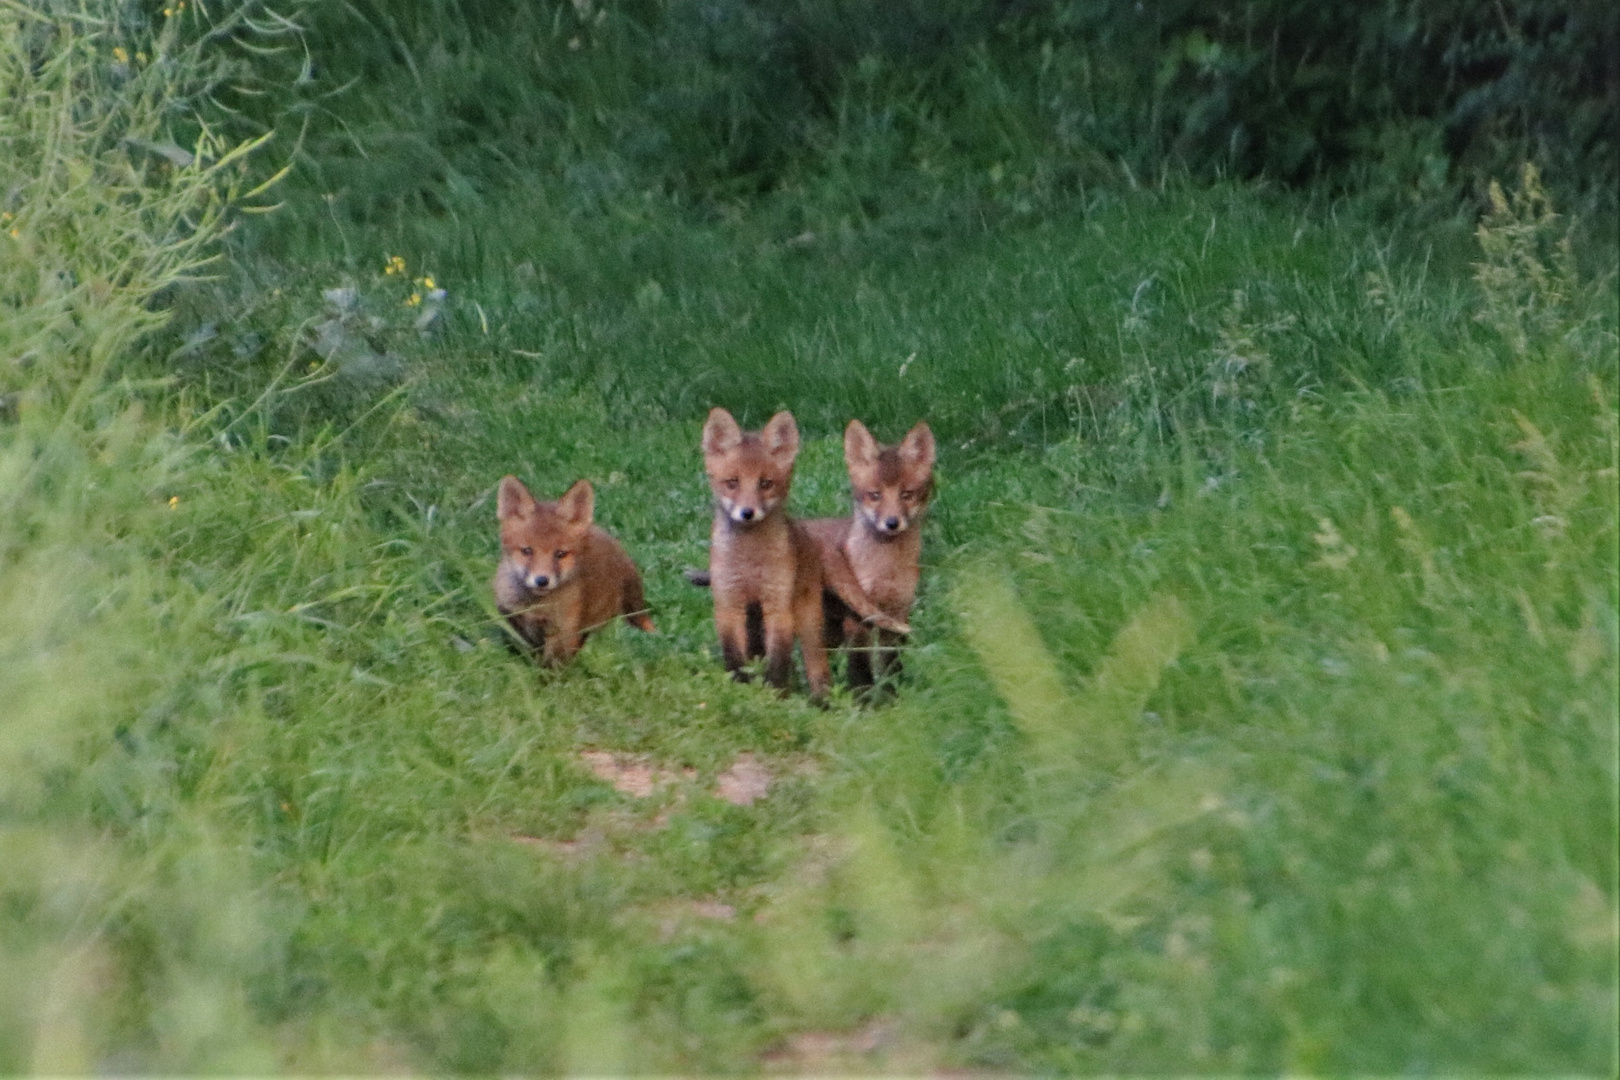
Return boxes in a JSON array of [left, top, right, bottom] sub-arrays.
[[700, 407, 905, 702], [801, 419, 935, 689], [493, 475, 654, 664]]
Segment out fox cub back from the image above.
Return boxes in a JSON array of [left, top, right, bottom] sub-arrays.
[[493, 476, 653, 665]]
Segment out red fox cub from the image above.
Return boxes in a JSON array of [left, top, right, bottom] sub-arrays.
[[700, 408, 905, 702], [493, 476, 654, 665], [801, 419, 935, 690]]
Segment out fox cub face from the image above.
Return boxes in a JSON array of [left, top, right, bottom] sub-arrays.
[[702, 408, 799, 526], [497, 476, 594, 594], [845, 419, 936, 536]]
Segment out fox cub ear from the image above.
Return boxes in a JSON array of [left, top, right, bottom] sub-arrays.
[[557, 479, 595, 526], [843, 419, 879, 468], [702, 407, 743, 456], [762, 410, 800, 460], [497, 475, 535, 521], [899, 421, 936, 468]]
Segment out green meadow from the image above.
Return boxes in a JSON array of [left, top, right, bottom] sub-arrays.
[[2, 1, 1616, 1073]]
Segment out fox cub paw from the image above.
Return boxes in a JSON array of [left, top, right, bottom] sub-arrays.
[[864, 612, 910, 635]]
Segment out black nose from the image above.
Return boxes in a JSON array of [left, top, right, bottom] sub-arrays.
[[884, 516, 901, 530], [532, 574, 550, 588], [738, 507, 755, 521]]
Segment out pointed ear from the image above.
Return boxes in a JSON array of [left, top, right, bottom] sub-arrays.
[[497, 475, 535, 521], [557, 479, 594, 527], [702, 408, 742, 456], [898, 421, 935, 469], [843, 419, 879, 469], [762, 411, 799, 460]]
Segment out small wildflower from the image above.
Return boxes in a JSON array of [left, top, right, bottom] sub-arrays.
[[308, 360, 320, 372], [136, 51, 148, 63], [421, 275, 435, 289], [7, 229, 18, 240], [406, 292, 422, 307], [112, 46, 129, 62], [384, 255, 406, 276], [167, 496, 179, 509]]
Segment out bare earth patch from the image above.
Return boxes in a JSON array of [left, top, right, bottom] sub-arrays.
[[508, 831, 599, 857], [714, 751, 773, 805], [632, 896, 740, 941], [579, 749, 693, 797], [760, 1018, 899, 1072]]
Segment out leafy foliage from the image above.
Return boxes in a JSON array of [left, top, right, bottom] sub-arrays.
[[233, 0, 1618, 234]]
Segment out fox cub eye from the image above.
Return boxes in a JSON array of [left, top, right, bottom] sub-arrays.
[[866, 491, 881, 502], [519, 546, 533, 556], [724, 477, 739, 490], [554, 550, 570, 560], [900, 490, 914, 501], [759, 478, 774, 491]]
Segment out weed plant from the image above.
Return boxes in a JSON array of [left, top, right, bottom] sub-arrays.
[[1, 2, 1616, 1074]]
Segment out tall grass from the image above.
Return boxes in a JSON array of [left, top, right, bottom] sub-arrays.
[[0, 2, 292, 1068], [231, 0, 1618, 258]]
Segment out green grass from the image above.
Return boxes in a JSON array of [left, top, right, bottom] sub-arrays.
[[2, 8, 1617, 1073]]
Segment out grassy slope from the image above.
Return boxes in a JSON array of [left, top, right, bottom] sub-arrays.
[[4, 177, 1617, 1072]]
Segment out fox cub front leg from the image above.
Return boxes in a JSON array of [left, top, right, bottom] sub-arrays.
[[761, 600, 798, 690], [794, 579, 832, 702], [714, 596, 753, 680]]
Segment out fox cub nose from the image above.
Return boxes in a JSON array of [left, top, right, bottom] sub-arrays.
[[738, 507, 756, 521], [883, 516, 901, 531], [529, 573, 551, 589]]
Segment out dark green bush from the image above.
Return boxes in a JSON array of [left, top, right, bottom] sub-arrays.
[[241, 0, 1616, 225]]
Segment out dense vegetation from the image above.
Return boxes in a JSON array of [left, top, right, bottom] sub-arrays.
[[2, 0, 1615, 1073], [241, 0, 1619, 236]]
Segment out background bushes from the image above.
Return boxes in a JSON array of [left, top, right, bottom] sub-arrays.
[[236, 0, 1618, 231]]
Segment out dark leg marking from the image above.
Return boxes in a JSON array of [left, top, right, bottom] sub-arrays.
[[745, 601, 766, 659]]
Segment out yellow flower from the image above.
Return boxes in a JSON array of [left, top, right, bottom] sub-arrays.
[[167, 496, 179, 509], [422, 276, 436, 290], [384, 255, 407, 276], [112, 46, 129, 62], [406, 293, 421, 307]]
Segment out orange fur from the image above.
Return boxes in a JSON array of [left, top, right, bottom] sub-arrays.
[[492, 476, 653, 665], [801, 419, 934, 689], [701, 408, 902, 702]]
